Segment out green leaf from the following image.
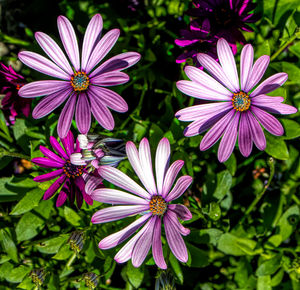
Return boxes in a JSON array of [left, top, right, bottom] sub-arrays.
[[64, 207, 82, 227], [213, 170, 232, 201], [256, 254, 282, 276], [217, 233, 260, 256], [10, 188, 44, 215], [271, 62, 300, 82], [187, 229, 223, 246], [257, 275, 272, 290], [265, 133, 289, 160], [5, 265, 31, 283], [277, 204, 300, 241], [127, 261, 144, 289], [281, 119, 300, 140], [186, 243, 209, 268], [15, 212, 44, 242], [52, 244, 73, 260], [169, 252, 183, 284], [0, 228, 18, 262], [35, 235, 69, 254], [224, 154, 237, 176], [208, 202, 221, 221]]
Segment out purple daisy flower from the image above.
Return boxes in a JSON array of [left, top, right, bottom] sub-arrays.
[[32, 130, 95, 208], [0, 62, 31, 124], [89, 137, 193, 269], [176, 38, 298, 162], [18, 14, 141, 138], [189, 0, 259, 51]]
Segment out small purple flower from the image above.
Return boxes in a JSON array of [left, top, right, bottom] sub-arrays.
[[18, 14, 141, 138], [89, 138, 193, 269], [189, 0, 259, 51], [176, 38, 297, 162], [0, 62, 31, 124], [32, 131, 94, 208]]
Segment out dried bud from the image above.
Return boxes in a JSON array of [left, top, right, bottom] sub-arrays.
[[155, 270, 176, 290], [68, 231, 84, 255], [83, 272, 99, 289], [30, 268, 46, 288]]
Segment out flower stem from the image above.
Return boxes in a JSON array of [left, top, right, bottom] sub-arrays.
[[270, 29, 299, 61], [239, 157, 275, 225], [0, 150, 31, 161], [66, 253, 77, 269]]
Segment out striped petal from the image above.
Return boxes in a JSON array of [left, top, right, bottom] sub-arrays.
[[165, 175, 193, 202], [75, 93, 91, 135], [240, 44, 253, 91], [152, 217, 167, 269], [34, 169, 64, 182]]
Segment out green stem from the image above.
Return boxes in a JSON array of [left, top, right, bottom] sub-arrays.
[[270, 33, 298, 61], [240, 157, 275, 225], [66, 253, 77, 269], [292, 194, 300, 206], [0, 150, 31, 160]]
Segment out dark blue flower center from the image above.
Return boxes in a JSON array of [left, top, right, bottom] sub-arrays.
[[63, 160, 84, 178], [71, 71, 89, 91], [149, 195, 167, 216], [232, 92, 251, 112]]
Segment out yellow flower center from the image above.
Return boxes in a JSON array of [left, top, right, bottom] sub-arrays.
[[232, 91, 251, 112], [71, 71, 90, 91], [149, 195, 167, 216]]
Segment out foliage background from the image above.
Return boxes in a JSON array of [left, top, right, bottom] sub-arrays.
[[0, 0, 300, 289]]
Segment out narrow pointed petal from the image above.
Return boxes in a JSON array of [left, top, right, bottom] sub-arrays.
[[247, 111, 266, 150], [86, 29, 120, 73], [81, 14, 103, 71], [176, 80, 231, 101], [32, 88, 72, 119], [238, 112, 253, 157], [175, 102, 232, 122], [155, 138, 170, 195], [18, 80, 69, 98], [164, 214, 188, 263], [165, 176, 193, 202], [197, 53, 237, 92], [99, 213, 151, 250], [88, 86, 128, 112], [168, 204, 192, 221], [132, 216, 156, 267], [218, 112, 240, 163], [139, 138, 157, 195], [91, 188, 148, 205], [85, 175, 103, 194], [166, 211, 190, 236], [152, 217, 167, 269], [43, 175, 66, 200], [61, 130, 75, 156], [39, 145, 65, 164], [250, 73, 288, 97], [217, 38, 239, 91], [75, 93, 91, 135], [200, 110, 235, 151], [88, 90, 115, 130], [32, 157, 64, 168], [18, 51, 70, 80], [91, 71, 129, 86], [56, 190, 68, 207], [251, 106, 284, 136], [162, 160, 184, 198], [35, 32, 73, 75], [91, 205, 149, 224], [114, 220, 150, 263], [98, 165, 151, 199], [244, 55, 270, 92], [50, 136, 69, 160], [90, 52, 141, 77], [184, 66, 231, 97], [34, 169, 64, 182], [240, 44, 253, 91], [57, 15, 80, 71], [57, 94, 77, 138]]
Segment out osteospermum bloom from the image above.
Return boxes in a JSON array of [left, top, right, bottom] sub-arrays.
[[189, 0, 259, 53], [176, 38, 297, 162], [32, 131, 94, 208], [89, 138, 193, 269], [0, 62, 30, 124], [18, 14, 141, 138]]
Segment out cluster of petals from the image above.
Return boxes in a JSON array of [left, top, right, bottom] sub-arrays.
[[32, 131, 95, 208], [176, 38, 297, 162], [89, 137, 193, 269], [18, 14, 141, 138]]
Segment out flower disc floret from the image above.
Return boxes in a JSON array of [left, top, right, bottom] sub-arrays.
[[63, 160, 84, 178], [149, 195, 167, 216], [71, 71, 89, 91], [232, 92, 250, 112]]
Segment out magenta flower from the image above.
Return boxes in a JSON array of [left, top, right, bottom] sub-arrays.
[[0, 62, 31, 124], [18, 14, 141, 138], [32, 131, 94, 208], [176, 38, 297, 162], [89, 138, 193, 269]]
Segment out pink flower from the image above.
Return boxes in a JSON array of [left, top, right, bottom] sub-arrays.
[[89, 138, 193, 269], [18, 14, 141, 138]]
